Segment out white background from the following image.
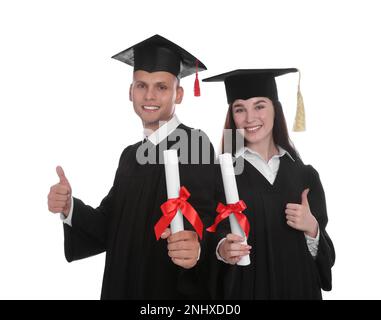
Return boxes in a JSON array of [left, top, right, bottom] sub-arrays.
[[1, 0, 380, 299]]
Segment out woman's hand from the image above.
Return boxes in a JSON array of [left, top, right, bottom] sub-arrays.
[[218, 233, 251, 265], [285, 188, 318, 238]]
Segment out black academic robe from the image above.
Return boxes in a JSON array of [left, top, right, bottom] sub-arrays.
[[212, 155, 335, 300], [63, 124, 219, 299]]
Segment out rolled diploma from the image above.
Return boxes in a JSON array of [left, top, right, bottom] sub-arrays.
[[219, 153, 250, 266], [163, 149, 184, 234]]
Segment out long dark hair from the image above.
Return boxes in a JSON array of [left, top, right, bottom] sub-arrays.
[[221, 100, 301, 161]]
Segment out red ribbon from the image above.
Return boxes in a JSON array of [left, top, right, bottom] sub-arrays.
[[206, 200, 250, 238], [154, 186, 204, 240]]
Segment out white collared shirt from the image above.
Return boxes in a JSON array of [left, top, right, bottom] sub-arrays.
[[216, 145, 320, 262], [235, 146, 295, 185], [61, 115, 182, 227], [144, 114, 181, 146]]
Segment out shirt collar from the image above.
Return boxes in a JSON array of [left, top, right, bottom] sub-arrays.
[[235, 145, 295, 162], [143, 114, 181, 146]]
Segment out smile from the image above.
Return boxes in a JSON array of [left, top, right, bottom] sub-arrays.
[[245, 125, 262, 133], [142, 105, 160, 112]]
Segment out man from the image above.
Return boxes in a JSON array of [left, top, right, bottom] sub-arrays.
[[47, 35, 218, 299]]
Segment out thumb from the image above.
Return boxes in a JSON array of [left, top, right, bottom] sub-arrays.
[[56, 166, 70, 186], [301, 188, 310, 206], [160, 228, 171, 240]]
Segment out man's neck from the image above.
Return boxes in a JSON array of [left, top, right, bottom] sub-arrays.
[[143, 114, 181, 146], [144, 114, 175, 131], [143, 115, 175, 134]]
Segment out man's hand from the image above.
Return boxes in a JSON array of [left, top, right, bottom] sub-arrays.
[[164, 230, 200, 269], [47, 166, 72, 217]]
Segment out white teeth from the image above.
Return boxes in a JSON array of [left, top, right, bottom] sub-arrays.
[[143, 106, 160, 110], [246, 125, 262, 132]]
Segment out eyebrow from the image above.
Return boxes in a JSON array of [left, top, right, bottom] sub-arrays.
[[233, 99, 268, 108], [134, 80, 169, 86], [253, 99, 268, 105]]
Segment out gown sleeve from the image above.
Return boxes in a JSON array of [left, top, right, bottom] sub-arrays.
[[63, 147, 129, 262], [306, 165, 336, 291]]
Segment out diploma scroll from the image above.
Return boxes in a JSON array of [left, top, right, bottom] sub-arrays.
[[219, 153, 250, 266], [163, 149, 184, 234]]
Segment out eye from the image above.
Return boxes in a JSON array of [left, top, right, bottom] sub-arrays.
[[136, 83, 146, 89], [158, 84, 168, 91], [234, 108, 244, 113], [255, 105, 265, 110]]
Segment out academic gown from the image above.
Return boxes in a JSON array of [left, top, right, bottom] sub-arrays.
[[63, 124, 219, 300], [212, 155, 335, 300]]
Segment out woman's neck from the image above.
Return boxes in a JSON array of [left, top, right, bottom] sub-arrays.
[[246, 138, 278, 162]]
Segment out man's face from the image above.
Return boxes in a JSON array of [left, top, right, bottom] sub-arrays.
[[129, 70, 183, 131]]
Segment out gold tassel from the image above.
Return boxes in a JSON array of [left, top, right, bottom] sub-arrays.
[[293, 70, 306, 131]]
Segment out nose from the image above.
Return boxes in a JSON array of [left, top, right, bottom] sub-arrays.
[[245, 109, 257, 124], [144, 86, 156, 101]]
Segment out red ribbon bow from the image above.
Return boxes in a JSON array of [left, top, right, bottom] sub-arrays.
[[206, 200, 250, 238], [154, 186, 204, 240]]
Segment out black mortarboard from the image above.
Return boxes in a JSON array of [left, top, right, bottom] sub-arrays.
[[112, 34, 207, 96], [203, 68, 306, 131]]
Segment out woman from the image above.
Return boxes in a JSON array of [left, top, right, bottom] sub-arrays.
[[203, 69, 335, 299]]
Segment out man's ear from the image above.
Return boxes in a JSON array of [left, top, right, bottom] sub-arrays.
[[175, 86, 184, 104], [129, 84, 133, 102]]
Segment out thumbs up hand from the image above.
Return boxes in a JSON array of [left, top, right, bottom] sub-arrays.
[[285, 189, 318, 238], [47, 166, 72, 217]]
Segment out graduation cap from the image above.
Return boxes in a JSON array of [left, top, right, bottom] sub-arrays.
[[203, 68, 306, 131], [112, 34, 207, 96]]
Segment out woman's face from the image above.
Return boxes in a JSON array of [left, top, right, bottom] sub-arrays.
[[232, 97, 275, 146]]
